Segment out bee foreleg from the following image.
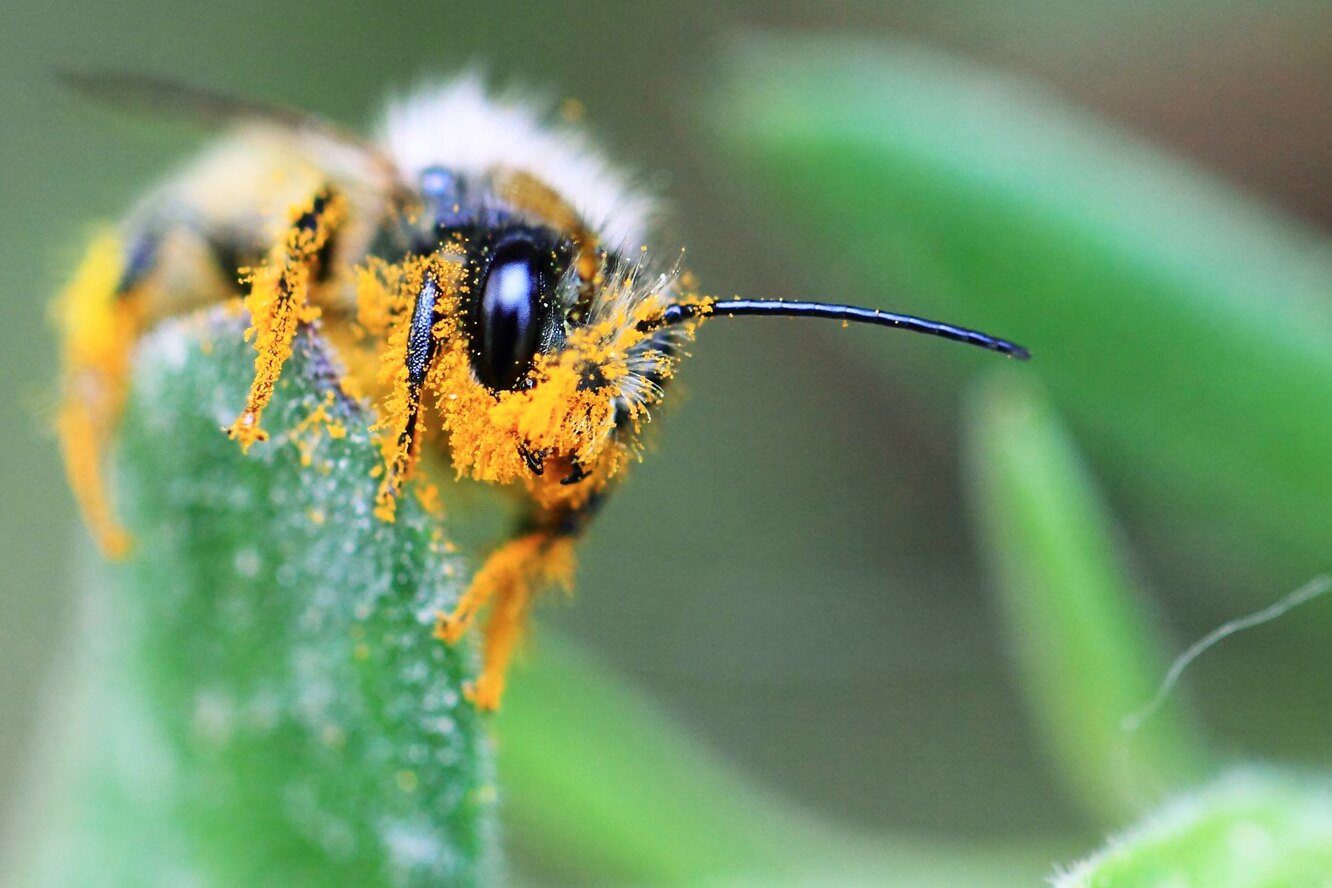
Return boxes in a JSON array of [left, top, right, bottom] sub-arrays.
[[54, 232, 152, 557], [373, 270, 442, 522], [225, 187, 346, 451]]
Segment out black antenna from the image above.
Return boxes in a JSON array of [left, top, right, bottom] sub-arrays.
[[639, 299, 1030, 360]]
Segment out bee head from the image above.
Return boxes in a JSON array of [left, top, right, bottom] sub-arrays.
[[460, 232, 701, 504], [360, 231, 699, 509]]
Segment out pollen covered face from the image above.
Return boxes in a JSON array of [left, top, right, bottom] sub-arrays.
[[356, 232, 698, 519]]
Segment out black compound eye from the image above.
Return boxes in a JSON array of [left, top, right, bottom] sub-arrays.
[[477, 238, 545, 391]]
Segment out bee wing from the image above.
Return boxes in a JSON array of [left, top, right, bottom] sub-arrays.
[[57, 69, 402, 191]]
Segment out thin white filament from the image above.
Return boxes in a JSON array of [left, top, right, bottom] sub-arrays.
[[1122, 574, 1332, 733]]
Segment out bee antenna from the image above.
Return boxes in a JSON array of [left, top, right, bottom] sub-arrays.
[[639, 298, 1031, 360]]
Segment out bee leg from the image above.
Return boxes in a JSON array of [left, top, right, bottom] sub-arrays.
[[54, 232, 156, 557], [374, 271, 443, 522], [55, 201, 337, 556], [436, 497, 603, 710], [225, 188, 345, 451], [434, 528, 575, 711]]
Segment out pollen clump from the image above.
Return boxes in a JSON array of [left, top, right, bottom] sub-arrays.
[[448, 352, 617, 495]]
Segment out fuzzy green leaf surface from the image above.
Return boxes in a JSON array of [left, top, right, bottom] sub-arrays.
[[1057, 770, 1332, 887], [24, 312, 494, 887], [710, 35, 1332, 583], [965, 371, 1209, 823]]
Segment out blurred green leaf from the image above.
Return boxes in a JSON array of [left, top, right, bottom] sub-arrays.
[[709, 34, 1332, 588], [1057, 769, 1332, 887], [21, 313, 495, 887], [964, 370, 1210, 823], [501, 636, 1071, 887], [499, 635, 812, 884]]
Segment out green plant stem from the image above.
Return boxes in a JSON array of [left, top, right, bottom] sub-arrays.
[[965, 370, 1210, 824]]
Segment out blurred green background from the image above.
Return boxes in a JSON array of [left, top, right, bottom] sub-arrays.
[[3, 1, 1332, 885]]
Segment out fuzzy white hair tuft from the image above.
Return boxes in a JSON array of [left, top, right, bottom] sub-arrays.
[[380, 75, 655, 249]]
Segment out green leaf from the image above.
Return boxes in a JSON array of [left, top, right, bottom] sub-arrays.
[[499, 636, 812, 884], [1057, 770, 1332, 887], [709, 34, 1332, 584], [500, 636, 1072, 887], [22, 312, 495, 887], [964, 370, 1210, 823]]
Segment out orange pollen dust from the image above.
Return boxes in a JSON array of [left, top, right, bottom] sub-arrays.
[[225, 190, 346, 451], [349, 253, 714, 523]]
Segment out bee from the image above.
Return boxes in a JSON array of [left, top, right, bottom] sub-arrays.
[[54, 73, 1029, 711]]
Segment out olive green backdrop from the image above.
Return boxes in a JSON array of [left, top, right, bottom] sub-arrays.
[[3, 1, 1331, 883]]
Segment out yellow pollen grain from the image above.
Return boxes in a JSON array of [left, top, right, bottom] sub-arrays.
[[414, 481, 444, 517], [286, 392, 343, 468], [560, 97, 585, 122]]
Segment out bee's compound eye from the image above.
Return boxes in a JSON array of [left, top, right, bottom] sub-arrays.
[[478, 238, 544, 391]]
